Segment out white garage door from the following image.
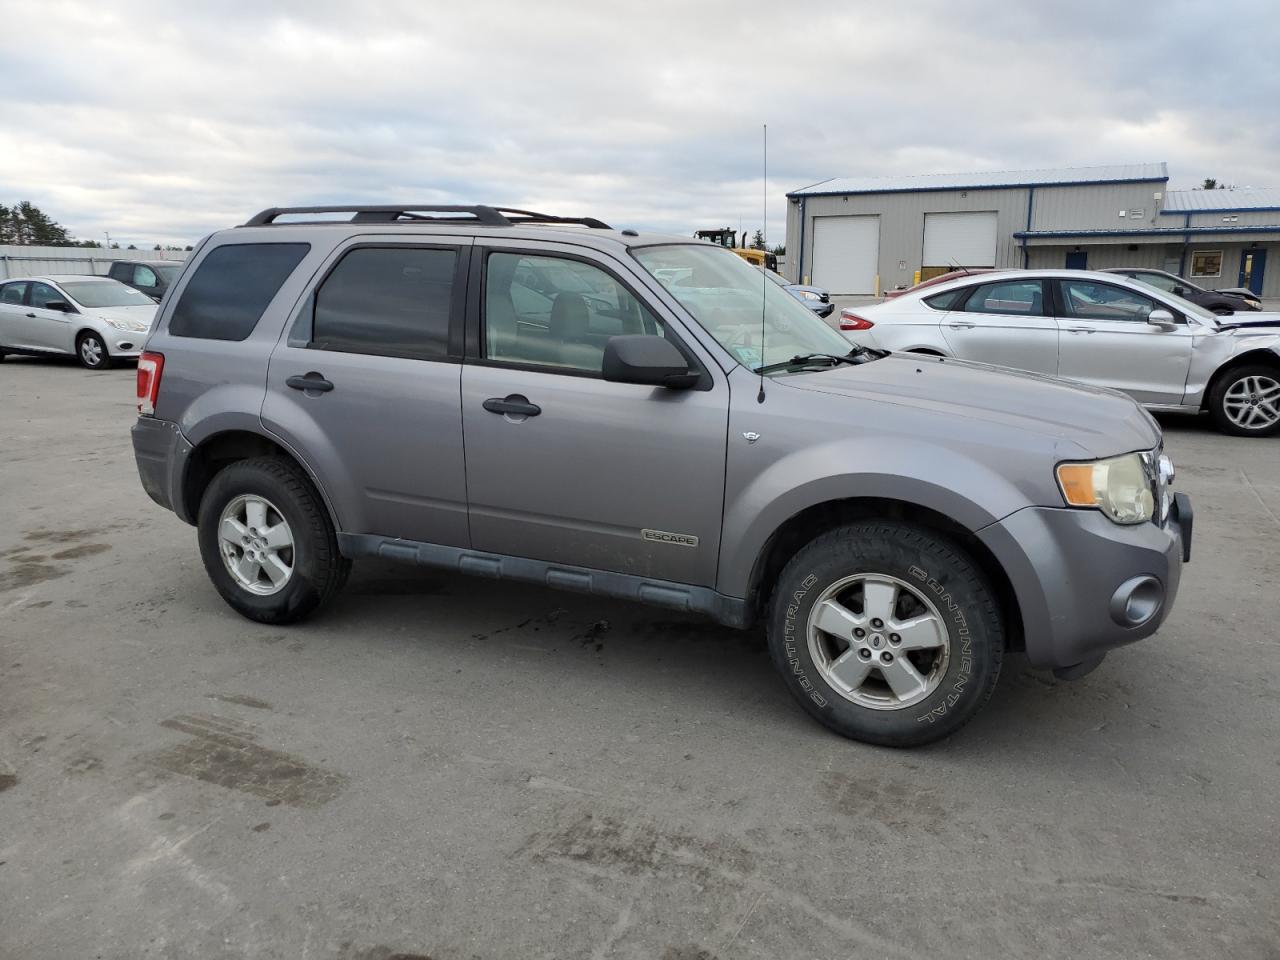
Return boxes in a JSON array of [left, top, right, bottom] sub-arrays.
[[922, 212, 998, 268], [810, 216, 880, 294]]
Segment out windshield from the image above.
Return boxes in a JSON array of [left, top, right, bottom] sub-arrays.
[[634, 244, 854, 372], [60, 280, 157, 308], [757, 266, 789, 288]]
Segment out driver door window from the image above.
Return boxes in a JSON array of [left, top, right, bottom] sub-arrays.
[[484, 252, 667, 375], [1059, 280, 1158, 322]]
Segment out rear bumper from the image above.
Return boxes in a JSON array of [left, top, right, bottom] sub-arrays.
[[979, 500, 1188, 671], [132, 417, 193, 521]]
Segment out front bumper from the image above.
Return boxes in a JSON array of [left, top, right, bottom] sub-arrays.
[[978, 497, 1190, 671], [132, 416, 194, 520]]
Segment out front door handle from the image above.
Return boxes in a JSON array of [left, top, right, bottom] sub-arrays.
[[483, 394, 541, 417], [286, 373, 334, 392], [948, 321, 975, 329], [1065, 327, 1095, 334], [25, 312, 36, 318]]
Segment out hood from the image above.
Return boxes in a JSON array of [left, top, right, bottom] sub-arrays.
[[786, 284, 827, 296], [1217, 311, 1280, 333], [90, 304, 157, 326], [781, 353, 1159, 457]]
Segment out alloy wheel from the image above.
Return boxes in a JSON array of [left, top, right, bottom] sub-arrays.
[[1223, 374, 1280, 431], [217, 494, 295, 596]]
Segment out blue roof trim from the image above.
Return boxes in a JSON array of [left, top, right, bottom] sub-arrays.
[[786, 176, 1168, 199], [1015, 225, 1280, 239], [1160, 206, 1280, 216]]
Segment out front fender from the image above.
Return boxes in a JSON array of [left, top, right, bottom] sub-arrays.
[[715, 436, 1034, 598]]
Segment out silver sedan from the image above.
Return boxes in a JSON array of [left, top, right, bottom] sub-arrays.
[[841, 268, 1280, 436]]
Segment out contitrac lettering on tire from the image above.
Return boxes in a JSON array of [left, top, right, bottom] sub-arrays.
[[783, 573, 827, 707], [910, 564, 973, 723]]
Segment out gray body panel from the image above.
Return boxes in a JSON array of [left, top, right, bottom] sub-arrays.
[[133, 219, 1189, 672]]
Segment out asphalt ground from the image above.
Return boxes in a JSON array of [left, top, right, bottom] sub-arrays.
[[1, 354, 1277, 959]]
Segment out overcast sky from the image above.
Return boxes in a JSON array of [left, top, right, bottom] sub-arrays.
[[0, 0, 1276, 248]]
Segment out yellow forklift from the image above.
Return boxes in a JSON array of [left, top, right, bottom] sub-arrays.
[[694, 228, 778, 272]]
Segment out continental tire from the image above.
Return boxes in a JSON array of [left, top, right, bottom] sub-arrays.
[[767, 521, 1003, 747], [197, 456, 349, 624]]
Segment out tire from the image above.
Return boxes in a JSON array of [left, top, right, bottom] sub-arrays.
[[1207, 364, 1280, 437], [767, 521, 1004, 747], [197, 456, 350, 624], [76, 331, 109, 370]]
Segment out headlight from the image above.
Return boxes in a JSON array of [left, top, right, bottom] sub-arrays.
[[104, 317, 148, 332], [799, 290, 820, 300], [1056, 452, 1155, 524]]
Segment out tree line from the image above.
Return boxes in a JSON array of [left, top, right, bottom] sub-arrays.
[[0, 201, 189, 250]]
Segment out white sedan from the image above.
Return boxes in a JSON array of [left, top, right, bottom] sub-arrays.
[[0, 275, 157, 369], [840, 268, 1280, 437]]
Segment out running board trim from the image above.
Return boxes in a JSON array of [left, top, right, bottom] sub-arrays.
[[337, 533, 748, 628]]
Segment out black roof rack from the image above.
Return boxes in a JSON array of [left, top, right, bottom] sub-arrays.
[[242, 205, 611, 230]]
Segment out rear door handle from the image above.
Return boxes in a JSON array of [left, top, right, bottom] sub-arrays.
[[483, 394, 541, 417], [948, 321, 975, 329], [1065, 327, 1095, 334], [286, 373, 334, 392], [25, 312, 36, 318]]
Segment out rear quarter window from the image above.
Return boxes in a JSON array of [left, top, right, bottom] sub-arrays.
[[169, 243, 310, 341], [923, 288, 965, 310]]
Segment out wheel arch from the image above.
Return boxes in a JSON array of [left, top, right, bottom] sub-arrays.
[[740, 496, 1025, 651], [1201, 349, 1280, 411], [180, 429, 341, 532]]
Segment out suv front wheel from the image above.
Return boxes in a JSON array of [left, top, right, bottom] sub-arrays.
[[768, 521, 1004, 747], [197, 456, 350, 624]]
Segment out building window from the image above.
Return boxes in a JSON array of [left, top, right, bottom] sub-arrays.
[[1189, 250, 1223, 279]]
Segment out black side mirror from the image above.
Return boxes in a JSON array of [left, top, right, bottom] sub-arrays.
[[602, 335, 698, 389], [43, 300, 71, 312]]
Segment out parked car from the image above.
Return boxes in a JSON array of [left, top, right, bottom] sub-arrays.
[[1102, 267, 1262, 314], [107, 259, 185, 302], [0, 274, 157, 369], [132, 205, 1189, 747], [841, 268, 1280, 436], [883, 268, 996, 299], [757, 266, 833, 317]]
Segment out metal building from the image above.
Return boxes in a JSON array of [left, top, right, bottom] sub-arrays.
[[785, 163, 1279, 299]]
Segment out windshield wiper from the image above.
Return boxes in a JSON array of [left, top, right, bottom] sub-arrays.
[[754, 351, 865, 375]]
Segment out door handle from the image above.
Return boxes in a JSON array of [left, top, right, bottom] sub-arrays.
[[286, 373, 334, 392], [25, 312, 36, 318], [1065, 327, 1095, 334], [948, 321, 975, 329], [483, 394, 541, 417]]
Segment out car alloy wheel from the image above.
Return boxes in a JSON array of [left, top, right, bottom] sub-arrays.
[[1222, 374, 1280, 431], [807, 572, 949, 711], [217, 494, 295, 596]]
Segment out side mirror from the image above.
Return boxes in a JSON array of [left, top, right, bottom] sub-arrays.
[[602, 335, 698, 389], [1147, 308, 1177, 330], [44, 300, 71, 313]]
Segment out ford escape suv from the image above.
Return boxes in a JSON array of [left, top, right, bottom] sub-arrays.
[[132, 204, 1192, 747]]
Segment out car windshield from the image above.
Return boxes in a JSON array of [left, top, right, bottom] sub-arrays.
[[634, 244, 857, 373], [60, 280, 157, 308], [756, 266, 789, 287]]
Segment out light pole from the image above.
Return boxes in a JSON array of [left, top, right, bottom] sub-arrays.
[[104, 231, 111, 249]]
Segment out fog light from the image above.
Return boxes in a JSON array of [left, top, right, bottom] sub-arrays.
[[1109, 575, 1163, 627]]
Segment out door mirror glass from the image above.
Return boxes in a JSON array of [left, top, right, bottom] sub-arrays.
[[1147, 308, 1177, 330], [602, 335, 698, 388], [43, 300, 71, 312]]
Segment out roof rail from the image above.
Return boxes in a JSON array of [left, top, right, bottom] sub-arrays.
[[242, 205, 611, 229]]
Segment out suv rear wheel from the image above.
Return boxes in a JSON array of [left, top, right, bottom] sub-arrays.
[[197, 456, 349, 624], [767, 521, 1004, 747], [1208, 364, 1280, 437]]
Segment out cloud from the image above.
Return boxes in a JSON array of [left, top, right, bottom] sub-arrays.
[[0, 0, 1275, 247]]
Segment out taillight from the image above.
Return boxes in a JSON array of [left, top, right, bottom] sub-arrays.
[[137, 351, 164, 415], [840, 310, 875, 331]]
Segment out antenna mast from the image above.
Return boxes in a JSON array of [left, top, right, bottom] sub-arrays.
[[757, 123, 767, 404]]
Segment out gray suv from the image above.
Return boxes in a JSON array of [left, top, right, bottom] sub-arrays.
[[132, 204, 1192, 747]]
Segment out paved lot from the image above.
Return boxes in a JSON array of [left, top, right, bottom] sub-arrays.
[[1, 355, 1277, 960]]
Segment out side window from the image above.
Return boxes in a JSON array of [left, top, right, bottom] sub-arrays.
[[0, 281, 27, 305], [170, 243, 309, 341], [1059, 280, 1156, 322], [311, 246, 456, 360], [1133, 272, 1176, 293], [484, 252, 666, 374], [923, 288, 966, 310], [961, 280, 1045, 317], [135, 265, 158, 288], [108, 263, 127, 280], [29, 282, 65, 309]]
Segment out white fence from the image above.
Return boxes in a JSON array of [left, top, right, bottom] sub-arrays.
[[0, 245, 187, 281]]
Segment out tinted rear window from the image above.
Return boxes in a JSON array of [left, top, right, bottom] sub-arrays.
[[169, 243, 309, 341], [310, 246, 456, 360], [923, 288, 965, 310]]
